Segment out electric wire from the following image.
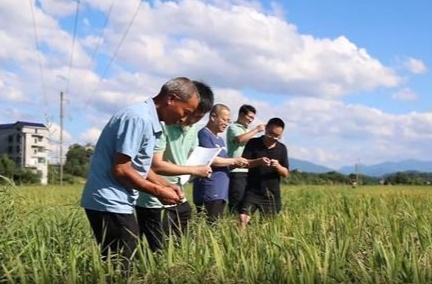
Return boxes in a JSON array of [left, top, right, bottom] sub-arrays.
[[64, 0, 81, 97], [29, 0, 49, 123], [89, 0, 115, 63], [84, 0, 143, 109]]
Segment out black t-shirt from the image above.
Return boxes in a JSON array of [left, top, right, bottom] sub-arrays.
[[242, 136, 289, 197]]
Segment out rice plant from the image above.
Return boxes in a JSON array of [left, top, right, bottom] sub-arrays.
[[2, 185, 432, 283]]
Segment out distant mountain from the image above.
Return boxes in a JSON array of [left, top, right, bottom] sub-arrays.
[[290, 158, 334, 173], [339, 159, 432, 177]]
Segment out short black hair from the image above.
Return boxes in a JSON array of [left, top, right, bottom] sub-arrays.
[[239, 104, 256, 115], [193, 81, 214, 114], [267, 117, 285, 129]]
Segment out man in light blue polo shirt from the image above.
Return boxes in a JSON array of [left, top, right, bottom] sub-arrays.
[[80, 77, 199, 269], [226, 104, 265, 213], [136, 81, 214, 252]]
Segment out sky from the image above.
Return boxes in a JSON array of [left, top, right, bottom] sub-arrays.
[[1, 0, 431, 170]]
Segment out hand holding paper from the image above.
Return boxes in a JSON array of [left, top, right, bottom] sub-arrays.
[[179, 146, 222, 185], [191, 165, 213, 178]]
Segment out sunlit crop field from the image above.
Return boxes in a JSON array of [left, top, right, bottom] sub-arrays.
[[2, 184, 432, 283]]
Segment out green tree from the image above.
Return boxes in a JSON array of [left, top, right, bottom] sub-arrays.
[[63, 143, 93, 178], [318, 171, 350, 185], [393, 172, 411, 184], [13, 169, 41, 185], [0, 154, 16, 179]]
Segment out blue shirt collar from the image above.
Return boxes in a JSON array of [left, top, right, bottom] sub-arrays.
[[145, 98, 163, 135]]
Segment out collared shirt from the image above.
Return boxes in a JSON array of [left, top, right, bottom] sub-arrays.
[[80, 99, 162, 214], [136, 124, 199, 209], [227, 122, 248, 172]]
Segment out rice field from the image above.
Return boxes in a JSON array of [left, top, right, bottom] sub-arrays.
[[1, 184, 432, 283]]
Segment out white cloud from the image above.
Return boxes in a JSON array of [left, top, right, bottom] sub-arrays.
[[391, 88, 419, 101], [0, 0, 403, 109], [404, 58, 427, 74], [46, 123, 72, 144], [39, 0, 78, 17], [79, 127, 101, 145], [251, 97, 432, 168], [0, 73, 26, 102], [81, 0, 402, 99], [0, 0, 429, 169], [45, 122, 72, 164]]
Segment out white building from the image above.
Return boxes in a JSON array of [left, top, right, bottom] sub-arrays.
[[0, 121, 49, 185]]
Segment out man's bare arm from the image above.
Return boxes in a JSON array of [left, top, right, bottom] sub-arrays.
[[151, 152, 211, 178], [234, 123, 266, 144], [111, 153, 181, 204]]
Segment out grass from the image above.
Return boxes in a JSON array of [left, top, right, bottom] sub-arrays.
[[1, 184, 432, 283]]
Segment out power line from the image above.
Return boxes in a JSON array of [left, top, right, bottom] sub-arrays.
[[89, 0, 115, 63], [84, 0, 143, 108], [29, 0, 49, 122], [64, 0, 81, 96]]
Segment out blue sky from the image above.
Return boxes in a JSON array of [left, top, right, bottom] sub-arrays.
[[0, 0, 431, 169]]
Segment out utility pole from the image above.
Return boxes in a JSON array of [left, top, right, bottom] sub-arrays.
[[355, 163, 358, 184], [355, 158, 360, 186], [60, 91, 64, 186]]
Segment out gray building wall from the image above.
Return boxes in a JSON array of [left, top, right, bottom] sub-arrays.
[[0, 121, 49, 185]]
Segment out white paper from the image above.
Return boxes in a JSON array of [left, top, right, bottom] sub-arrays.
[[179, 146, 222, 185]]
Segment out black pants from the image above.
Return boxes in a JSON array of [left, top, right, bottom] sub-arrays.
[[195, 200, 226, 224], [239, 191, 281, 216], [85, 209, 139, 270], [228, 172, 248, 213], [136, 202, 192, 252]]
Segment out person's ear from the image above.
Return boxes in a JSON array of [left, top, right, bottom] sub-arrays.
[[167, 94, 176, 105], [210, 113, 216, 122]]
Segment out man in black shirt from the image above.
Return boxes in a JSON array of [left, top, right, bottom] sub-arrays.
[[239, 117, 289, 229]]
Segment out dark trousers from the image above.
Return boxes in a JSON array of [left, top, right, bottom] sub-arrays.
[[136, 202, 192, 252], [228, 172, 248, 213], [85, 209, 139, 270], [239, 191, 281, 216], [195, 200, 226, 224]]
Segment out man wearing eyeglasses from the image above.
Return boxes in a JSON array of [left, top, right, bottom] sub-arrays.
[[226, 104, 266, 213], [238, 117, 289, 229]]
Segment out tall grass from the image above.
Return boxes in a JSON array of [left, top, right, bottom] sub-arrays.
[[2, 185, 432, 283]]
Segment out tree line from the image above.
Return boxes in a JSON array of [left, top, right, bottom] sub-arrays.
[[285, 170, 432, 186], [1, 143, 431, 186]]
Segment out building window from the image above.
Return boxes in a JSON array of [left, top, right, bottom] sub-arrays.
[[35, 129, 38, 134], [8, 146, 13, 153], [16, 146, 20, 153], [34, 149, 37, 154], [8, 135, 13, 143], [16, 134, 21, 143], [35, 138, 38, 144], [38, 158, 46, 164]]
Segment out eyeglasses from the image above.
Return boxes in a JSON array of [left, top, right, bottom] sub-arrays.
[[215, 115, 231, 124], [265, 133, 281, 140]]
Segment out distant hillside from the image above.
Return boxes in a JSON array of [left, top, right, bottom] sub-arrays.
[[290, 158, 334, 173], [339, 159, 432, 177]]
